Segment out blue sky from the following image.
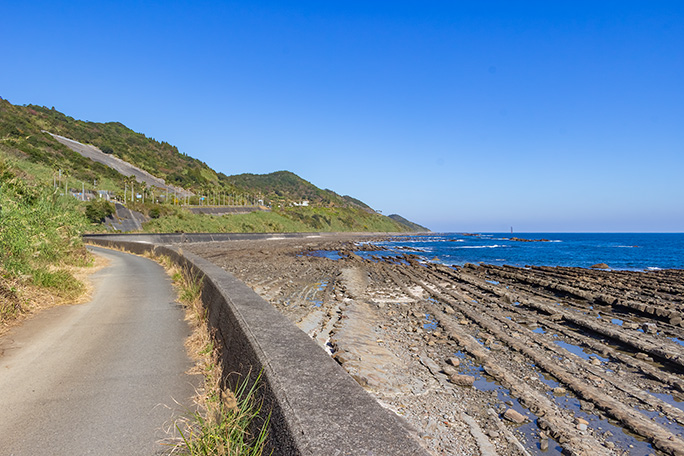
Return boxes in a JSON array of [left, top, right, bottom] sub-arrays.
[[2, 1, 682, 232]]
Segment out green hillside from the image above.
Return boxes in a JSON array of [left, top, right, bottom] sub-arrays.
[[225, 171, 374, 211], [388, 214, 430, 232], [0, 98, 231, 194], [0, 97, 426, 233], [0, 99, 124, 190]]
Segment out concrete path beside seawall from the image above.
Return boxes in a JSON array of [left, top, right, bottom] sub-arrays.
[[84, 234, 431, 456], [0, 246, 197, 455]]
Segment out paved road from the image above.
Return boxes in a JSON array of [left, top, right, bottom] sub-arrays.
[[0, 247, 197, 455]]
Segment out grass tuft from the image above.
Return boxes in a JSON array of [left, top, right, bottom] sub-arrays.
[[159, 258, 270, 456], [176, 372, 270, 456], [31, 268, 85, 297]]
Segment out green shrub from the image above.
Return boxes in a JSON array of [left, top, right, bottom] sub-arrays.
[[85, 199, 115, 223], [32, 269, 84, 297]]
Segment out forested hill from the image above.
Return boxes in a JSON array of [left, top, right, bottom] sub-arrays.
[[0, 97, 428, 232], [0, 99, 366, 208], [388, 215, 430, 233], [0, 98, 227, 193], [225, 171, 374, 211]]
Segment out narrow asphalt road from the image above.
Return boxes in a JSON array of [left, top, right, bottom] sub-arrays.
[[0, 246, 198, 455]]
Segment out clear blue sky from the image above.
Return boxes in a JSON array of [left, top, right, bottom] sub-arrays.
[[2, 1, 682, 232]]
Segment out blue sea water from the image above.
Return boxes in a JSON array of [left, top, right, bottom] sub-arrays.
[[372, 233, 684, 270]]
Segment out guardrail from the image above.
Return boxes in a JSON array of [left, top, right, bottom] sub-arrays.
[[84, 234, 427, 455]]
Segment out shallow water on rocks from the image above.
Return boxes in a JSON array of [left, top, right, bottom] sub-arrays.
[[453, 352, 564, 455], [537, 372, 657, 455], [423, 314, 438, 331], [553, 339, 611, 363], [651, 390, 684, 414]]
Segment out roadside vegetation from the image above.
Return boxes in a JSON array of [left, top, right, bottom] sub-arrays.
[[159, 256, 270, 456], [0, 159, 91, 327], [85, 199, 116, 223]]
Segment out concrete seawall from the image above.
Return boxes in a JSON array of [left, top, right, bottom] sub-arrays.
[[84, 234, 428, 455]]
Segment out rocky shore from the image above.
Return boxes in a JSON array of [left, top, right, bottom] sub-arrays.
[[185, 235, 684, 456]]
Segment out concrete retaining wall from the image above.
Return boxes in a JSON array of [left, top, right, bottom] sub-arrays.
[[84, 234, 427, 455], [84, 232, 351, 244], [186, 206, 269, 216]]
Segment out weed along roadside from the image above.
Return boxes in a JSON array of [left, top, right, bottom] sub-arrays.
[[159, 254, 270, 455], [85, 234, 429, 456], [0, 158, 97, 332]]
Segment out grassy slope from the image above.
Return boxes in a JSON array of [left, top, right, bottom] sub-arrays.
[[0, 98, 244, 199], [0, 159, 91, 324], [388, 214, 430, 232], [18, 103, 225, 191], [143, 206, 411, 233], [0, 99, 124, 191], [279, 206, 409, 232], [143, 209, 312, 233]]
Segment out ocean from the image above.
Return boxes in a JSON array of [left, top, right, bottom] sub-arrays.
[[371, 233, 684, 271]]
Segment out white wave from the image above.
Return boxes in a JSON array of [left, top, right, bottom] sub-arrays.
[[457, 244, 507, 249], [647, 267, 662, 271], [400, 247, 432, 253], [399, 238, 441, 244]]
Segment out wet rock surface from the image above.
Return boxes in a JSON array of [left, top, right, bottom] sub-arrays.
[[185, 236, 684, 456]]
